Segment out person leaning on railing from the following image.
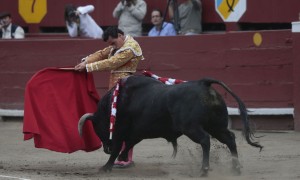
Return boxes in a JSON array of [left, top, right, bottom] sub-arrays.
[[0, 12, 25, 39], [148, 9, 177, 36], [64, 4, 103, 39]]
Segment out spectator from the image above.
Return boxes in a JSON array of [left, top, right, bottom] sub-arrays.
[[0, 12, 25, 39], [148, 9, 177, 36], [113, 0, 147, 37], [64, 4, 103, 39], [168, 0, 202, 35]]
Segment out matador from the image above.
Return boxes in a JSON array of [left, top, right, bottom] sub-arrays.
[[75, 26, 143, 89]]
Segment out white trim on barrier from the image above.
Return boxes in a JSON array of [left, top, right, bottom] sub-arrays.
[[0, 108, 294, 118], [227, 107, 294, 116], [0, 109, 24, 117]]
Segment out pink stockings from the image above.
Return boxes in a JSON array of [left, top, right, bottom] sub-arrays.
[[114, 142, 134, 167]]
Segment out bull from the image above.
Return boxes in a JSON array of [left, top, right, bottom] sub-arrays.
[[78, 75, 262, 176]]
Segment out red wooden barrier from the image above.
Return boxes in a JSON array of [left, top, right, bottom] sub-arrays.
[[0, 30, 298, 130]]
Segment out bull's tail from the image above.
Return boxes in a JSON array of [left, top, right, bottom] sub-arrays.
[[78, 113, 93, 137], [203, 78, 263, 151]]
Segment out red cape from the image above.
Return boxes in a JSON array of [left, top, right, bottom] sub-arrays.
[[23, 68, 102, 153]]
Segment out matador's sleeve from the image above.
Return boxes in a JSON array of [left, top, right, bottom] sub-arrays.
[[85, 46, 112, 64], [86, 49, 134, 72]]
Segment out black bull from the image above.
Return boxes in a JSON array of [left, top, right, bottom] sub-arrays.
[[78, 75, 262, 176]]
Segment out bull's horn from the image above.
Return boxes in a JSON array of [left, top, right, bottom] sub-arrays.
[[78, 113, 93, 137]]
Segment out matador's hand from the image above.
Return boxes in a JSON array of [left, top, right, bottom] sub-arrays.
[[74, 61, 87, 71]]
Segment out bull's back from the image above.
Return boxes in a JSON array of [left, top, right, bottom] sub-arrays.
[[166, 81, 229, 130], [117, 76, 228, 137]]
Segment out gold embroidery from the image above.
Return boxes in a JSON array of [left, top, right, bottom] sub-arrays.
[[86, 46, 111, 64], [85, 35, 143, 89]]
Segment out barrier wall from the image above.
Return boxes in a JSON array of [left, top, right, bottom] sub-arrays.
[[0, 30, 299, 130]]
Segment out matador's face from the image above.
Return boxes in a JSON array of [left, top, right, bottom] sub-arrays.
[[107, 33, 125, 50]]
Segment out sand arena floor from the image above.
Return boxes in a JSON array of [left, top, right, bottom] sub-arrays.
[[0, 120, 300, 180]]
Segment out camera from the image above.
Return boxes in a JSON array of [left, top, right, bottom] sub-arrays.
[[121, 0, 135, 6], [68, 11, 77, 18], [67, 10, 79, 22]]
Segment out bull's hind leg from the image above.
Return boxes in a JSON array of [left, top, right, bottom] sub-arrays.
[[184, 128, 211, 177], [210, 129, 242, 175]]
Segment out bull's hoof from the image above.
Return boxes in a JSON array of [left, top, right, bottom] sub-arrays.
[[200, 167, 209, 177], [100, 165, 112, 172], [231, 165, 241, 175], [231, 158, 242, 175]]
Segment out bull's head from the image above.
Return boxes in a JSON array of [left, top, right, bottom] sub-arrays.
[[92, 117, 112, 155], [78, 90, 114, 154], [78, 112, 112, 154]]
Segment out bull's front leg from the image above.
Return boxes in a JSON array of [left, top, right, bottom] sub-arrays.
[[101, 142, 123, 172]]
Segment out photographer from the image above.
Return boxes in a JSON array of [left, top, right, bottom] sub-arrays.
[[0, 12, 25, 39], [168, 0, 202, 35], [113, 0, 147, 37], [64, 4, 103, 39]]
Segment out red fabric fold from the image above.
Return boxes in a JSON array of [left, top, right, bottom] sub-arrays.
[[23, 67, 102, 153]]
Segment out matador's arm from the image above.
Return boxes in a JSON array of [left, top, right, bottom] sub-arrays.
[[86, 49, 134, 72], [84, 46, 112, 64]]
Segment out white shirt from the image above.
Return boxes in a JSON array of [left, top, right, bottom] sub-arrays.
[[66, 5, 103, 39], [1, 23, 25, 39]]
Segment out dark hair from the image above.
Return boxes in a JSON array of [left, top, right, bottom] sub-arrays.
[[151, 9, 163, 17], [64, 4, 78, 26], [102, 26, 124, 42], [0, 12, 11, 19]]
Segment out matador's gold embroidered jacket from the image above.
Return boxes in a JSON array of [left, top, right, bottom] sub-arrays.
[[85, 35, 143, 89]]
